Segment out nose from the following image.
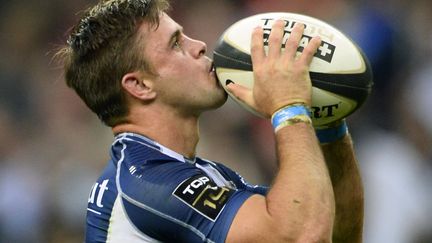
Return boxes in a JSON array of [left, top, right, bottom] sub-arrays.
[[187, 36, 207, 58]]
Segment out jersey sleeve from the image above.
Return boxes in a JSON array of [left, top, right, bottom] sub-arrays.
[[213, 161, 269, 196], [117, 158, 257, 243]]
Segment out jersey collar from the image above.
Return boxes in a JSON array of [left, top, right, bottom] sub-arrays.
[[114, 132, 196, 164]]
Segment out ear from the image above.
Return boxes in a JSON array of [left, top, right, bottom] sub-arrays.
[[121, 72, 157, 101]]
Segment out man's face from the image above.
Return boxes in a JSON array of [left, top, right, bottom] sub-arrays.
[[138, 13, 227, 116]]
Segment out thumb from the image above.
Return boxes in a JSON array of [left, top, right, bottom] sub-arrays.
[[225, 80, 256, 108], [225, 80, 269, 118]]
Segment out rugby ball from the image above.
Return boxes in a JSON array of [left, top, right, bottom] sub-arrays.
[[213, 12, 373, 126]]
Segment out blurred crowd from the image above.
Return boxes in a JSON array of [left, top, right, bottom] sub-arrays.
[[0, 0, 431, 242]]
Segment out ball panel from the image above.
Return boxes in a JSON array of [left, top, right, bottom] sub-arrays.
[[216, 67, 360, 126], [213, 41, 252, 71], [310, 88, 358, 126], [214, 40, 372, 102], [221, 12, 367, 73], [311, 71, 372, 105]]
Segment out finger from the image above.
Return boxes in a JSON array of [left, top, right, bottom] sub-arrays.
[[267, 19, 286, 59], [250, 26, 265, 65], [226, 81, 257, 109], [299, 35, 321, 66], [283, 23, 305, 59]]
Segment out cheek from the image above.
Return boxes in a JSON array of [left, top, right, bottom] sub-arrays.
[[160, 59, 191, 78], [171, 64, 202, 84], [155, 55, 203, 85]]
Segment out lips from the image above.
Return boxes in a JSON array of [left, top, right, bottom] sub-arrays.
[[209, 62, 215, 73]]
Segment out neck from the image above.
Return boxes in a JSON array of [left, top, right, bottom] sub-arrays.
[[112, 107, 200, 159]]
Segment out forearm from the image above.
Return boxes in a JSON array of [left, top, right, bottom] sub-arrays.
[[266, 122, 335, 240], [226, 22, 335, 242], [321, 134, 364, 242]]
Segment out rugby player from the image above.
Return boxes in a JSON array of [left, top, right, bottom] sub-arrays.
[[57, 0, 364, 242]]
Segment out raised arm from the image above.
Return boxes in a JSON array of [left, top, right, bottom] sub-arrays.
[[225, 21, 335, 242], [317, 122, 364, 242]]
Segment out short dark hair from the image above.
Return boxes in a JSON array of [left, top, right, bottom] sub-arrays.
[[57, 0, 170, 126]]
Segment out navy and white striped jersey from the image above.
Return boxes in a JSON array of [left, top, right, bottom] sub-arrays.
[[85, 132, 268, 243]]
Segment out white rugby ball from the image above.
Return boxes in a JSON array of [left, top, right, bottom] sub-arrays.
[[213, 12, 373, 126]]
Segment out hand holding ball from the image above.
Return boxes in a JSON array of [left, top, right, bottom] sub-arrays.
[[213, 12, 373, 126]]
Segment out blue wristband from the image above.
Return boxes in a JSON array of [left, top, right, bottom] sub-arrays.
[[315, 120, 348, 144], [271, 104, 311, 131]]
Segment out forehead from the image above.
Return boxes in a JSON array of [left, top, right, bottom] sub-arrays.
[[137, 13, 179, 53]]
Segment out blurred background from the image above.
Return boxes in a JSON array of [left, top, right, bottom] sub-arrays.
[[0, 0, 431, 242]]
